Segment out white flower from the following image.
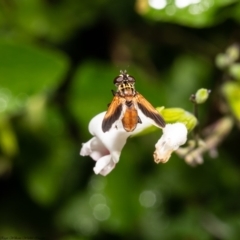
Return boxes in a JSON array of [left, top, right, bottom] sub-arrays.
[[80, 113, 187, 175], [153, 123, 187, 164], [80, 111, 160, 176]]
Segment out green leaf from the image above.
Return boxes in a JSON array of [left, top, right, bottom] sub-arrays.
[[0, 40, 69, 114], [222, 82, 240, 120], [0, 40, 69, 95], [1, 0, 103, 43], [23, 119, 75, 206], [136, 0, 238, 27]]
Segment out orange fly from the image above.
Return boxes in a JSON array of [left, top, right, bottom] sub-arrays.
[[102, 70, 165, 132]]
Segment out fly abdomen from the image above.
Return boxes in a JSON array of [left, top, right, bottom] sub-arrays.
[[122, 106, 138, 132]]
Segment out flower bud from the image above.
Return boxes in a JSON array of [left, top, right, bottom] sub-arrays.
[[194, 88, 211, 104], [215, 53, 230, 69], [222, 82, 240, 120], [158, 107, 197, 132], [226, 44, 239, 63], [229, 63, 240, 81]]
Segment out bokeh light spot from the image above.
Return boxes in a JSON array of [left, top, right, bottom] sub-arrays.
[[89, 193, 106, 208], [89, 176, 107, 191], [175, 0, 201, 8], [149, 0, 167, 9], [165, 5, 177, 15], [139, 190, 157, 208], [73, 216, 98, 236], [93, 204, 111, 221], [0, 98, 7, 112]]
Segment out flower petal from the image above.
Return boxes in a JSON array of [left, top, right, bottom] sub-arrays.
[[80, 137, 109, 161], [88, 112, 132, 163], [81, 110, 168, 175], [153, 123, 187, 163], [93, 155, 116, 176]]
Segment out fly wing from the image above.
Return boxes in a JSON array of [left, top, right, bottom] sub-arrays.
[[102, 95, 125, 132], [135, 93, 165, 128]]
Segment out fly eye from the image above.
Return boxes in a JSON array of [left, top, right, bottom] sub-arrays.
[[127, 76, 135, 83], [114, 76, 123, 84]]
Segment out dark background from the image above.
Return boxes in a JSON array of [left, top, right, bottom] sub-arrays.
[[0, 0, 240, 239]]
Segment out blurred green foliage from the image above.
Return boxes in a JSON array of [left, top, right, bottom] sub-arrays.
[[1, 0, 240, 239]]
